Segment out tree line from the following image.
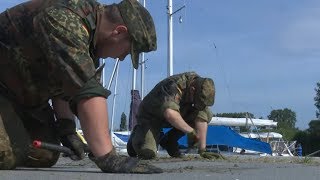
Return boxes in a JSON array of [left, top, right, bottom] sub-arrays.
[[217, 82, 320, 156]]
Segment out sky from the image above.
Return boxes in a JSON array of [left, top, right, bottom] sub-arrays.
[[1, 0, 319, 130]]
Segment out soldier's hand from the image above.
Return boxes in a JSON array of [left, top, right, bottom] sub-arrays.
[[89, 149, 163, 174], [198, 149, 225, 160], [55, 118, 86, 160], [187, 129, 198, 148], [60, 133, 87, 160]]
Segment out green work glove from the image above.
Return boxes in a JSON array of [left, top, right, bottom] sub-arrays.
[[89, 148, 163, 174], [55, 118, 87, 160], [198, 149, 225, 160], [187, 129, 198, 148]]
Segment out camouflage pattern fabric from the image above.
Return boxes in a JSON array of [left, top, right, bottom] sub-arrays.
[[117, 0, 157, 69], [0, 94, 60, 169], [136, 72, 214, 128], [128, 124, 160, 159], [130, 72, 215, 159], [193, 78, 215, 110], [0, 0, 158, 169], [0, 0, 101, 107], [0, 0, 157, 107]]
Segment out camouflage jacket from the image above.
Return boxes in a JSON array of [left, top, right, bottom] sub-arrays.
[[137, 72, 213, 128], [0, 0, 102, 107]]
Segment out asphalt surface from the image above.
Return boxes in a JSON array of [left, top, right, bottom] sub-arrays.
[[1, 154, 319, 180]]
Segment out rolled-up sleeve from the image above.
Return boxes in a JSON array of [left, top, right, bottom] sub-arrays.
[[159, 81, 182, 115], [197, 107, 213, 123]]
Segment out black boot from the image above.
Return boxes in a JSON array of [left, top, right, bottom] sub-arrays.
[[159, 128, 185, 158], [126, 135, 137, 157]]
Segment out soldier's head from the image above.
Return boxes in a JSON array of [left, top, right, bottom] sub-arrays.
[[95, 0, 157, 69], [191, 77, 215, 110]]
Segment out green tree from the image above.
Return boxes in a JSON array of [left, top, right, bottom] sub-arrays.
[[120, 112, 127, 131], [293, 120, 320, 156], [267, 108, 296, 129], [307, 120, 320, 136], [315, 82, 320, 119]]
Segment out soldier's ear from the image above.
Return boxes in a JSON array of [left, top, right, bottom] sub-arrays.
[[112, 25, 128, 35]]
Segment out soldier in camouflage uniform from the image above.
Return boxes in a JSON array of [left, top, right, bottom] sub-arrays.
[[0, 0, 162, 173], [127, 72, 223, 160]]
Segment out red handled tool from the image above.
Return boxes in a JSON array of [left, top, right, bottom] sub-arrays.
[[33, 140, 75, 155]]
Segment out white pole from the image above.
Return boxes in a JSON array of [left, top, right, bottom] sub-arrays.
[[141, 53, 145, 98], [132, 0, 140, 90], [168, 0, 173, 77], [132, 68, 137, 90], [141, 0, 146, 98], [107, 59, 120, 90], [111, 63, 120, 133], [100, 58, 106, 87]]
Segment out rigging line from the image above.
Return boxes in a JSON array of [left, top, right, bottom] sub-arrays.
[[183, 0, 187, 22], [211, 41, 235, 112]]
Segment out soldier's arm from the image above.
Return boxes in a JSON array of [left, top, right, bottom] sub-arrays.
[[195, 107, 213, 150], [34, 6, 113, 158], [194, 119, 208, 150], [163, 108, 194, 133], [77, 96, 113, 157], [52, 98, 74, 120]]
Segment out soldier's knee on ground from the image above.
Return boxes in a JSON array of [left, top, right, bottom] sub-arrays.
[[20, 105, 60, 167], [0, 149, 16, 170], [129, 125, 158, 159], [24, 147, 60, 167], [0, 95, 30, 169]]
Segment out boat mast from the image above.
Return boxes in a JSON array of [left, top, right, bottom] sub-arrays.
[[140, 0, 146, 99], [167, 0, 186, 77], [110, 62, 120, 133], [167, 0, 173, 77]]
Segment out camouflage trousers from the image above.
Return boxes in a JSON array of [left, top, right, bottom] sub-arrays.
[[127, 124, 161, 159], [127, 124, 186, 159], [0, 94, 60, 169]]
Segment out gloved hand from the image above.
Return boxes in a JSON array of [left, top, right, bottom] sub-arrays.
[[187, 129, 198, 148], [89, 148, 163, 174], [55, 118, 87, 160], [198, 149, 225, 160]]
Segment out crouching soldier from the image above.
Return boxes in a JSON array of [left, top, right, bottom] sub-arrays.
[[127, 72, 223, 160], [0, 0, 162, 173]]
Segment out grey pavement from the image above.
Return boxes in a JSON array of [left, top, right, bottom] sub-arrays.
[[1, 154, 319, 180]]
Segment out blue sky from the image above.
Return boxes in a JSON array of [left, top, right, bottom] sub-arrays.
[[1, 1, 319, 130]]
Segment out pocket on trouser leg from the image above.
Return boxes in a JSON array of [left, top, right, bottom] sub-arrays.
[[20, 104, 60, 167], [24, 147, 60, 168], [23, 123, 60, 168]]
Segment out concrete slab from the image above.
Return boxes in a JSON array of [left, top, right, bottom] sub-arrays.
[[1, 154, 319, 180]]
